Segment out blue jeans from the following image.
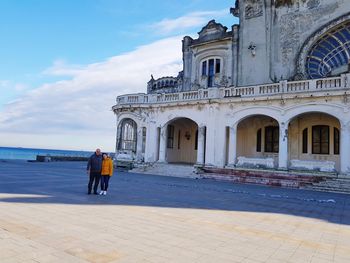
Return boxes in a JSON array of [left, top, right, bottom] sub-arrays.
[[100, 175, 110, 191]]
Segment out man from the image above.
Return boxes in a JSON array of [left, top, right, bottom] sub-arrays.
[[87, 148, 103, 194]]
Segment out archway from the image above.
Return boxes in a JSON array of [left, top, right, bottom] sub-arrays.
[[288, 112, 341, 172], [235, 114, 279, 168], [164, 118, 200, 164]]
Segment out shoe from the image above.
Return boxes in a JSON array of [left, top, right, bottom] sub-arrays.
[[87, 192, 91, 195], [99, 191, 104, 195], [93, 192, 98, 195], [103, 191, 107, 195]]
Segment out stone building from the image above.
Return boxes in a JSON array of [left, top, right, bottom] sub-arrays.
[[113, 0, 350, 177]]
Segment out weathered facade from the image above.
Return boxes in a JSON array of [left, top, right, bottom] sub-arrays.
[[113, 0, 350, 176]]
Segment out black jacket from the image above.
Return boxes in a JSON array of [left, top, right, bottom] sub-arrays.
[[87, 153, 102, 172]]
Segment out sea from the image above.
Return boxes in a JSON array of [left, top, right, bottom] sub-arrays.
[[0, 147, 95, 161]]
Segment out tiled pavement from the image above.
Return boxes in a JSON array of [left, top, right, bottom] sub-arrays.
[[0, 160, 350, 263]]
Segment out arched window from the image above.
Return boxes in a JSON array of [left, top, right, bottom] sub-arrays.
[[119, 119, 137, 152], [306, 21, 350, 79], [201, 58, 221, 87]]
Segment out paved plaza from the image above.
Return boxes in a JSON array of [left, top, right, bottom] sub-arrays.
[[0, 161, 350, 263]]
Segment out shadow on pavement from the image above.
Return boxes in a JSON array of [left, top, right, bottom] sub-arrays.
[[0, 161, 350, 225]]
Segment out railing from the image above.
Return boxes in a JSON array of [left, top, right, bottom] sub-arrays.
[[115, 74, 350, 106]]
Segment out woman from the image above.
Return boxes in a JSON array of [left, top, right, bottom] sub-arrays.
[[100, 153, 114, 195]]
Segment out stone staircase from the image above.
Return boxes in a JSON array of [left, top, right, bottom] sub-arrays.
[[197, 167, 333, 189], [130, 162, 198, 179], [300, 176, 350, 194]]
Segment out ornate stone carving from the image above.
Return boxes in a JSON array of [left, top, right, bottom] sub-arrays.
[[275, 0, 294, 8], [280, 2, 338, 66], [307, 0, 320, 9], [230, 0, 240, 17], [197, 20, 228, 41], [245, 0, 263, 20]]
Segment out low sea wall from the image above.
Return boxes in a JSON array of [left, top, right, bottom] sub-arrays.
[[36, 155, 89, 162]]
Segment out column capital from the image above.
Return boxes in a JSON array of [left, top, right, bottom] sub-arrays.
[[278, 120, 289, 130]]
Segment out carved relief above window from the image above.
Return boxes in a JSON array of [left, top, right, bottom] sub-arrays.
[[245, 0, 263, 20]]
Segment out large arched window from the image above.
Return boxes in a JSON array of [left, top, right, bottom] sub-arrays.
[[306, 21, 350, 79], [119, 119, 137, 152]]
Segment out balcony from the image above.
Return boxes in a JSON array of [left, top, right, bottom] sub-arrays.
[[113, 74, 350, 108]]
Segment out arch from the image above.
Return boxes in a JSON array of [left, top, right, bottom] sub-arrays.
[[296, 14, 350, 79], [116, 112, 142, 128], [161, 116, 200, 128], [231, 106, 281, 127], [117, 118, 138, 153], [162, 117, 200, 164], [287, 111, 341, 171], [284, 103, 343, 124]]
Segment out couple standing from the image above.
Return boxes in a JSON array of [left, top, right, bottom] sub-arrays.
[[86, 148, 114, 195]]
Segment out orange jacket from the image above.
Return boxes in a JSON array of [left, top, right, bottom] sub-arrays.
[[101, 158, 113, 176]]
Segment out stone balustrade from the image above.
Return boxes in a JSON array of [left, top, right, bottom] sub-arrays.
[[114, 74, 350, 106]]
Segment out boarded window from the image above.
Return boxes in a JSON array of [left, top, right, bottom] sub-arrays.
[[312, 125, 329, 154], [265, 126, 279, 153], [167, 125, 174, 149], [334, 127, 339, 155], [256, 129, 261, 152], [302, 128, 308, 154]]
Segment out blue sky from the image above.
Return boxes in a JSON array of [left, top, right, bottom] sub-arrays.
[[0, 0, 237, 151]]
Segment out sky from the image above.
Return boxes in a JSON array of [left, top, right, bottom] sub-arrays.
[[0, 0, 238, 152]]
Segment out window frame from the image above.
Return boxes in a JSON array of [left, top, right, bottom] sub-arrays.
[[201, 57, 222, 87], [312, 125, 329, 154], [167, 125, 175, 149], [119, 119, 137, 152], [334, 127, 340, 155], [264, 126, 279, 153]]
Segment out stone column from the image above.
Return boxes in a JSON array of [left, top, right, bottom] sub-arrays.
[[144, 123, 157, 162], [196, 126, 206, 165], [136, 126, 143, 161], [278, 121, 289, 170], [228, 124, 237, 166], [158, 125, 167, 163], [340, 122, 350, 174]]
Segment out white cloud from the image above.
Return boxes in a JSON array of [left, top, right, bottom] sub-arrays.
[[149, 10, 228, 35], [0, 36, 183, 151], [42, 59, 84, 77], [0, 7, 231, 151]]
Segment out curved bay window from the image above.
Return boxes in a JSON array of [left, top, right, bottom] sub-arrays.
[[201, 58, 221, 87], [119, 119, 137, 152]]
